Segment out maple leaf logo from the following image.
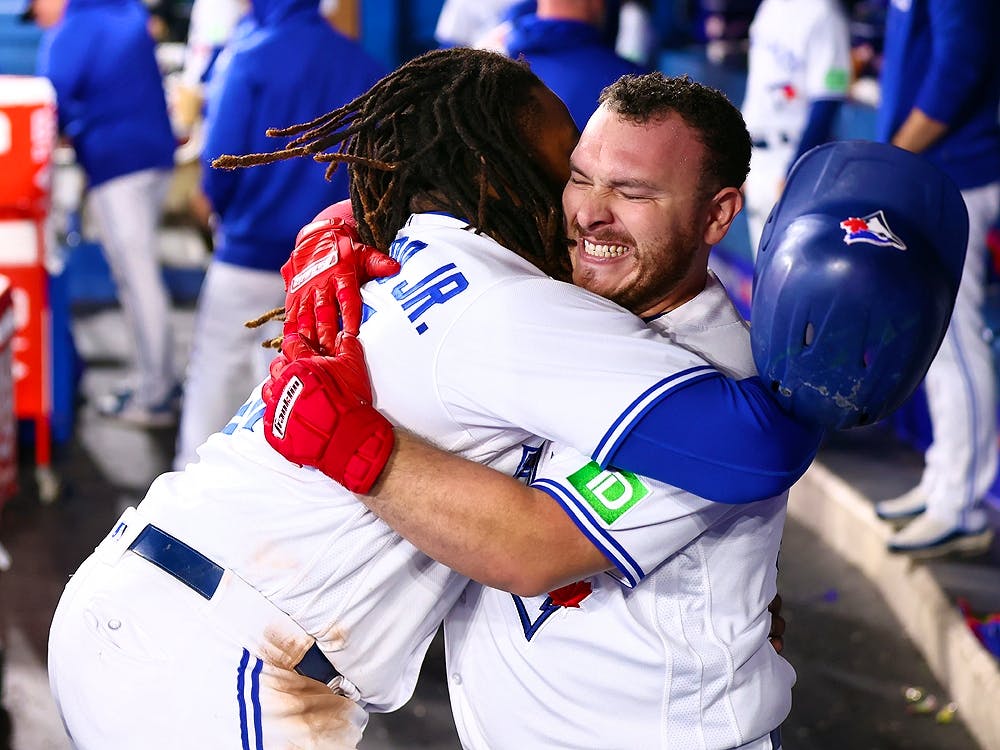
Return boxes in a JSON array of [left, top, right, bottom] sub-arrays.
[[547, 580, 592, 608]]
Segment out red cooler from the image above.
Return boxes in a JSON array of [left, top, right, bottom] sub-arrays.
[[0, 75, 57, 220], [0, 75, 58, 501]]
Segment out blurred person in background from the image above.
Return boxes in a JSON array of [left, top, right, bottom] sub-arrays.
[[169, 0, 247, 142], [873, 0, 1000, 558], [434, 0, 532, 49], [696, 0, 760, 66], [501, 0, 649, 130], [28, 0, 181, 427], [740, 0, 851, 256], [171, 0, 385, 471], [436, 0, 656, 74]]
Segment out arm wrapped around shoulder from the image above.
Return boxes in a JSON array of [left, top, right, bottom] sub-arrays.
[[751, 140, 968, 431], [607, 373, 823, 504]]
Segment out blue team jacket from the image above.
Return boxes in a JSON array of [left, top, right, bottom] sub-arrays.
[[506, 16, 646, 130], [36, 0, 176, 188], [201, 0, 386, 272], [876, 0, 1000, 190]]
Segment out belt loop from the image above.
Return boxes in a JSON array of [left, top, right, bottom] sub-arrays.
[[94, 506, 144, 565]]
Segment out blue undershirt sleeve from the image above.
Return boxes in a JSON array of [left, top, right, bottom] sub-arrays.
[[913, 0, 988, 125], [605, 374, 824, 505]]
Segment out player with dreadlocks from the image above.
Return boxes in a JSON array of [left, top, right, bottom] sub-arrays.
[[216, 47, 572, 280], [47, 48, 821, 750]]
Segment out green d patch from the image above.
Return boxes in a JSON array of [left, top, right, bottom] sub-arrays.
[[567, 462, 649, 524], [824, 67, 849, 93]]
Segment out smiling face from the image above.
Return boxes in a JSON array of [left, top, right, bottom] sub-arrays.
[[563, 104, 737, 317]]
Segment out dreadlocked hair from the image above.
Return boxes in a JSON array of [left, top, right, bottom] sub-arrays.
[[213, 47, 571, 281]]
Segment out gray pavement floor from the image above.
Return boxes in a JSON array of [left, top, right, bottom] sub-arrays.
[[0, 301, 994, 750]]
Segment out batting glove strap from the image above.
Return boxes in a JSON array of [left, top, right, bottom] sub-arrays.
[[264, 356, 395, 495]]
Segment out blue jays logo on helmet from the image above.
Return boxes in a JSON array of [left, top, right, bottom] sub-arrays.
[[839, 211, 906, 251], [751, 140, 968, 430]]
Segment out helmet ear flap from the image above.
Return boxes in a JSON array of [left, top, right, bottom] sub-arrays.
[[750, 141, 969, 430]]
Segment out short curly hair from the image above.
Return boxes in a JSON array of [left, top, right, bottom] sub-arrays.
[[598, 73, 751, 196]]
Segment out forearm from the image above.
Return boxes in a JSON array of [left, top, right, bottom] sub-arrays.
[[366, 433, 609, 595], [891, 108, 949, 154]]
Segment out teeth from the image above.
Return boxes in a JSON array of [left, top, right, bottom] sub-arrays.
[[583, 240, 629, 258]]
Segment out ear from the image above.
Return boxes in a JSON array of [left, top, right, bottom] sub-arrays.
[[703, 186, 743, 246]]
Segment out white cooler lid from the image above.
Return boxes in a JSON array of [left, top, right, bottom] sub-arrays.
[[0, 75, 56, 107]]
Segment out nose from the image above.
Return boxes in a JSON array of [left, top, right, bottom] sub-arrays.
[[573, 188, 614, 232]]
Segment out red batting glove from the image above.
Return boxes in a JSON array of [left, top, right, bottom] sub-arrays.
[[263, 333, 395, 494], [280, 199, 400, 359]]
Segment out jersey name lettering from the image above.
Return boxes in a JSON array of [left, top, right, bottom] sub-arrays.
[[386, 235, 427, 267], [391, 263, 469, 335]]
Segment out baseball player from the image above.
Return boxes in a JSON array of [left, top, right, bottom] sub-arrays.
[[741, 0, 851, 256], [872, 0, 1000, 557], [47, 52, 822, 750], [500, 0, 647, 129], [31, 0, 180, 426], [264, 101, 964, 750]]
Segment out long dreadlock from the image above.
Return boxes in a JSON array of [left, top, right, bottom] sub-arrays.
[[215, 47, 571, 284]]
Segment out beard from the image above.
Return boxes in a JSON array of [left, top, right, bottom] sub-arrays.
[[570, 223, 702, 316]]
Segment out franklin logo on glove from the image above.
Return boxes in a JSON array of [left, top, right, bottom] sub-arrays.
[[272, 376, 304, 440]]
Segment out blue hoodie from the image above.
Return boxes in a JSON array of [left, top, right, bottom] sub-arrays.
[[201, 0, 386, 272], [876, 0, 1000, 190], [36, 0, 176, 187], [506, 15, 646, 130]]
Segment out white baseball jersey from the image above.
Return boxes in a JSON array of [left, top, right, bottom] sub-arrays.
[[741, 0, 851, 253], [49, 213, 723, 749], [180, 0, 244, 86], [445, 271, 793, 750]]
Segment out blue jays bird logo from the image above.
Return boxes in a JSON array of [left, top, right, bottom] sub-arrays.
[[513, 580, 593, 641], [839, 211, 907, 251]]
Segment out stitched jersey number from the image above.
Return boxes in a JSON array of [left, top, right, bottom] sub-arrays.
[[221, 396, 265, 435]]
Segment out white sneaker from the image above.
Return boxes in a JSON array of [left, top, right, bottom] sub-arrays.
[[875, 487, 927, 522], [94, 387, 180, 429], [888, 513, 994, 559]]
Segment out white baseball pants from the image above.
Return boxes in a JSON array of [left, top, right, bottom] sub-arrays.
[[918, 181, 1000, 529], [173, 260, 284, 470], [48, 508, 367, 749], [745, 139, 794, 258], [87, 168, 176, 407]]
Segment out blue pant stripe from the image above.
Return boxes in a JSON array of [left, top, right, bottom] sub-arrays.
[[237, 648, 251, 750], [251, 657, 264, 749]]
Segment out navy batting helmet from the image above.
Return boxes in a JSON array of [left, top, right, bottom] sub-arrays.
[[750, 140, 968, 430]]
